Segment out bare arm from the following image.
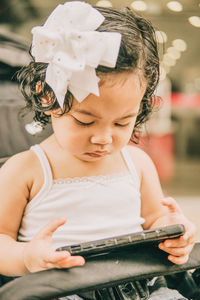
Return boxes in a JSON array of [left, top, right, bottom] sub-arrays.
[[127, 146, 166, 228], [0, 153, 30, 275], [127, 145, 196, 264], [0, 235, 28, 276], [0, 152, 84, 276]]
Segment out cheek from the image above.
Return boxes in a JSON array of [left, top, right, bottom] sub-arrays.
[[65, 127, 89, 149], [124, 120, 136, 136], [52, 120, 80, 145], [115, 127, 134, 146], [123, 122, 136, 141]]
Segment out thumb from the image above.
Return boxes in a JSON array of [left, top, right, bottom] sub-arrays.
[[161, 197, 182, 214], [36, 217, 67, 239]]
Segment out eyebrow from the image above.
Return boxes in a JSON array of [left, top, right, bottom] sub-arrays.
[[118, 113, 138, 120], [73, 109, 100, 118], [73, 109, 138, 120]]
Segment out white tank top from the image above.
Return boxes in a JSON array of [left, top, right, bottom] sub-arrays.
[[18, 145, 145, 249]]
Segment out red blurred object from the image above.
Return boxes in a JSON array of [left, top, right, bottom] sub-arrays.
[[136, 134, 174, 182], [171, 93, 200, 108]]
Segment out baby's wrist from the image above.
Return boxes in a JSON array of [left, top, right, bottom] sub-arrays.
[[22, 242, 33, 273]]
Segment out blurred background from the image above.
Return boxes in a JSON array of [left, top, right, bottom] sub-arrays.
[[0, 0, 199, 237]]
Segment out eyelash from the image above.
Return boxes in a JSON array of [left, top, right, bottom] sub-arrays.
[[75, 119, 94, 126], [74, 118, 129, 127], [115, 123, 129, 127]]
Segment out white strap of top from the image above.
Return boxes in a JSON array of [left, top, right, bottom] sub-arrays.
[[30, 144, 53, 188], [30, 145, 139, 187], [121, 147, 140, 185]]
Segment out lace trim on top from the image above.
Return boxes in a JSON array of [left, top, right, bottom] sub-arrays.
[[53, 171, 131, 185]]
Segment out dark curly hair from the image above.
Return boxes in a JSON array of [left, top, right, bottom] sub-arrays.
[[17, 6, 160, 142]]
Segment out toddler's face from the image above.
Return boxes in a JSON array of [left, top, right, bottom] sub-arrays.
[[50, 72, 146, 162]]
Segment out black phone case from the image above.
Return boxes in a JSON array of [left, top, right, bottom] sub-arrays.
[[56, 224, 185, 257]]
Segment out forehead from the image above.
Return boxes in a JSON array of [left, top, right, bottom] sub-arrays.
[[98, 71, 146, 89], [71, 72, 147, 115]]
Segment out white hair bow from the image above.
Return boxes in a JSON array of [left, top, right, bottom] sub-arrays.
[[31, 1, 121, 108]]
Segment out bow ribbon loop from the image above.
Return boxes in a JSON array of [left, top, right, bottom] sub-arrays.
[[31, 1, 121, 107]]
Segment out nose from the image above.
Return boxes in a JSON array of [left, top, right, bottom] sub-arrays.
[[90, 130, 113, 145]]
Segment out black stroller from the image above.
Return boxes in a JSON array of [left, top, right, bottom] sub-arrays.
[[0, 241, 200, 299]]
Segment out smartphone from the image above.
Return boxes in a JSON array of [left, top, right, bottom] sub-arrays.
[[56, 224, 185, 258]]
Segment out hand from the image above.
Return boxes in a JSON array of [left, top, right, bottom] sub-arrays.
[[23, 217, 85, 273], [154, 197, 196, 265]]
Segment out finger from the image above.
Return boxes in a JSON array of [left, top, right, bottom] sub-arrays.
[[161, 197, 182, 214], [181, 231, 195, 245], [36, 217, 67, 239], [159, 243, 193, 257], [55, 255, 85, 269], [183, 224, 197, 243], [161, 234, 194, 248], [44, 249, 85, 265], [168, 254, 189, 265], [45, 250, 71, 264], [46, 255, 85, 269], [172, 228, 196, 247]]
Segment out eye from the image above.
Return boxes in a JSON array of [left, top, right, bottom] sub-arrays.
[[75, 118, 94, 126], [114, 123, 130, 127]]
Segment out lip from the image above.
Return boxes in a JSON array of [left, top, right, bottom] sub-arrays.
[[86, 151, 108, 158]]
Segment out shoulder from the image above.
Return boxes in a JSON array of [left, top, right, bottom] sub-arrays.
[[0, 150, 43, 238], [125, 144, 152, 161], [1, 149, 38, 175], [0, 149, 40, 191], [124, 144, 156, 178], [0, 148, 45, 203]]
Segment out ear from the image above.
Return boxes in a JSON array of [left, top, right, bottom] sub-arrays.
[[36, 81, 52, 116], [36, 82, 41, 94], [43, 109, 51, 116]]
